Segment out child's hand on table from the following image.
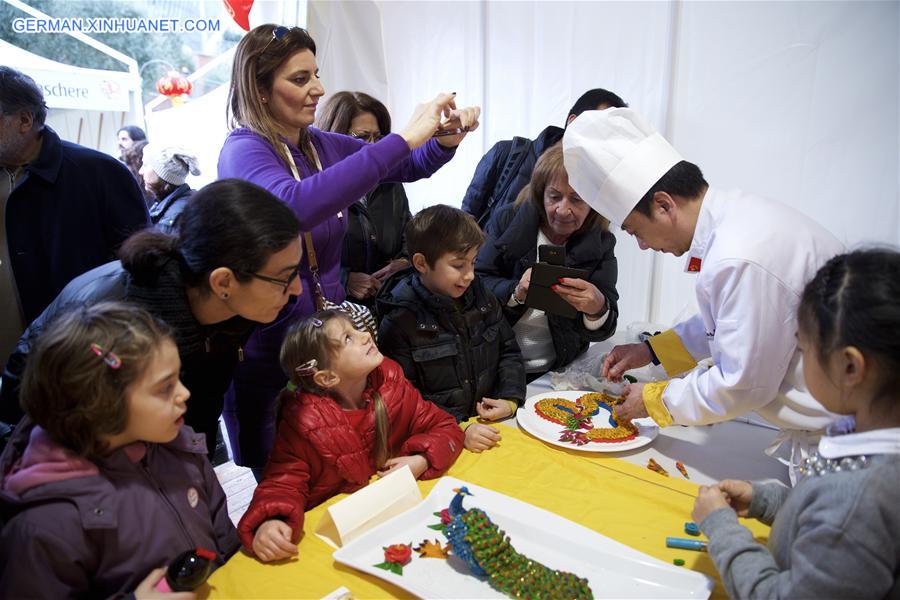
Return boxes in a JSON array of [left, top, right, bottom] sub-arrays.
[[476, 397, 515, 421], [465, 422, 501, 452], [717, 479, 753, 516], [253, 519, 298, 562], [692, 484, 732, 523], [377, 455, 429, 479]]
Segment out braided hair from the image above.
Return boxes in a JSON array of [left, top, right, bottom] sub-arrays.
[[798, 249, 900, 411], [277, 310, 391, 468]]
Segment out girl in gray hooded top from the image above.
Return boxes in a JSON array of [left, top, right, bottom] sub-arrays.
[[692, 249, 900, 598], [0, 302, 238, 599]]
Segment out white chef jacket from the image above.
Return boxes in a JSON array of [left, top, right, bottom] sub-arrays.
[[652, 188, 844, 434]]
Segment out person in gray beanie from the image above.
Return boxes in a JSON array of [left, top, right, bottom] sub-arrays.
[[139, 144, 201, 234]]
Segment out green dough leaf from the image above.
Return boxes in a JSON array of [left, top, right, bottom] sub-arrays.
[[373, 561, 404, 576]]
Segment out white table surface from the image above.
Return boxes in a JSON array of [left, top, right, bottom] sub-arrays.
[[507, 334, 791, 486]]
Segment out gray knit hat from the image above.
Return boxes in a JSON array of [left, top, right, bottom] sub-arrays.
[[142, 143, 200, 186]]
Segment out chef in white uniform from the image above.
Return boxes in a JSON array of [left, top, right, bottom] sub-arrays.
[[563, 108, 844, 481]]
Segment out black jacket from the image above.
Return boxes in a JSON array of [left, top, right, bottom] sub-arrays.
[[6, 126, 149, 324], [476, 201, 619, 372], [341, 182, 411, 275], [149, 183, 193, 235], [0, 259, 257, 455], [461, 125, 563, 229], [376, 270, 525, 423]]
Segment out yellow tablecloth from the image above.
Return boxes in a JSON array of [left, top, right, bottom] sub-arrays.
[[203, 426, 770, 599]]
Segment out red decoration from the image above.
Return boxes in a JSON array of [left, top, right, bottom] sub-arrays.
[[222, 0, 253, 31], [687, 257, 702, 272], [156, 70, 192, 98], [383, 543, 412, 565]]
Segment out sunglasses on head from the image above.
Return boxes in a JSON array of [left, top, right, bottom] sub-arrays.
[[261, 25, 307, 55]]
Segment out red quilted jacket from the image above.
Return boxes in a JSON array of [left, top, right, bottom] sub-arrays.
[[237, 358, 464, 551]]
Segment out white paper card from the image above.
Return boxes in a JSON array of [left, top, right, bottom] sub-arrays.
[[314, 465, 421, 549]]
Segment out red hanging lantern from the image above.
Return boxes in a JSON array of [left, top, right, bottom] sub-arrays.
[[156, 70, 192, 99]]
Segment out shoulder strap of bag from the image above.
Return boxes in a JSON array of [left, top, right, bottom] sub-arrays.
[[284, 143, 326, 304], [493, 136, 532, 206]]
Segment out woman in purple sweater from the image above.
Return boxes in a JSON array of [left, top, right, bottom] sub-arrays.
[[218, 24, 479, 472]]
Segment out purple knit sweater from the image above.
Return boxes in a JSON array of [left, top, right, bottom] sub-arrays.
[[218, 127, 454, 318]]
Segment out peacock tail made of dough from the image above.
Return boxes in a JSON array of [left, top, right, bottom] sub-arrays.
[[444, 487, 593, 599]]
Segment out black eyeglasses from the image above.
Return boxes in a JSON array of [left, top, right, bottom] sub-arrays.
[[350, 131, 383, 144], [261, 25, 305, 55], [242, 267, 300, 294]]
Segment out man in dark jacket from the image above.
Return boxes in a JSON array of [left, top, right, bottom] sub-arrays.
[[377, 206, 525, 453], [0, 66, 149, 366], [462, 88, 627, 230]]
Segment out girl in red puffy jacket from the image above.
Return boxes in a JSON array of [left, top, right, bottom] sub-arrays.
[[238, 310, 465, 562]]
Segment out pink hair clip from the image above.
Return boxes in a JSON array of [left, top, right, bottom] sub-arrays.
[[90, 343, 122, 369], [294, 358, 318, 377], [311, 318, 324, 328]]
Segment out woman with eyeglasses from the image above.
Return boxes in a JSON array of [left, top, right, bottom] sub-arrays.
[[218, 24, 479, 471], [316, 91, 413, 305], [0, 179, 303, 457]]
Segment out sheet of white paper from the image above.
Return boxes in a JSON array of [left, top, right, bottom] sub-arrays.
[[315, 465, 422, 548]]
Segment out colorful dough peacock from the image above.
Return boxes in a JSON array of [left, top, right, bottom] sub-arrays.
[[443, 487, 593, 599]]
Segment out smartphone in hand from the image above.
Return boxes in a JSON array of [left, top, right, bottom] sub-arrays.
[[538, 244, 565, 266]]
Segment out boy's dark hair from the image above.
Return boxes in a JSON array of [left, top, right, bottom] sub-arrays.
[[21, 302, 173, 459], [0, 66, 48, 127], [798, 249, 900, 413], [405, 205, 484, 268], [567, 88, 628, 122], [632, 161, 709, 217]]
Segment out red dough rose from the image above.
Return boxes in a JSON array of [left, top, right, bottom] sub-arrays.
[[383, 543, 412, 565]]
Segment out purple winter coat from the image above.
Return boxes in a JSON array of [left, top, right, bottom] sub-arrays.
[[0, 420, 239, 598], [217, 127, 455, 468]]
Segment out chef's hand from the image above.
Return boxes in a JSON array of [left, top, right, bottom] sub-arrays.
[[612, 383, 648, 421], [602, 342, 652, 381]]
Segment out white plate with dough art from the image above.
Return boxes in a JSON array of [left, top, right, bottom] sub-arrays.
[[517, 390, 658, 452]]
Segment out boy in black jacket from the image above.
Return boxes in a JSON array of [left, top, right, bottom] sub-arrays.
[[377, 205, 525, 452]]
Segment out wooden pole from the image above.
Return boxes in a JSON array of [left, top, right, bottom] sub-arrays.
[[96, 112, 104, 151]]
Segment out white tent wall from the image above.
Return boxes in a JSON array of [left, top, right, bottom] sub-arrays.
[[652, 1, 900, 325], [144, 83, 229, 189], [311, 0, 899, 328]]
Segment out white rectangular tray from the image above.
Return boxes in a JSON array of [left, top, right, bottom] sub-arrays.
[[332, 477, 713, 599]]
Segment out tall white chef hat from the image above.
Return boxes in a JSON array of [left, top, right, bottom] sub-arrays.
[[562, 108, 682, 227]]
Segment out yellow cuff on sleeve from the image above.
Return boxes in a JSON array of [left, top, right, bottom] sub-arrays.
[[642, 381, 674, 427], [648, 329, 698, 377], [505, 400, 519, 417]]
